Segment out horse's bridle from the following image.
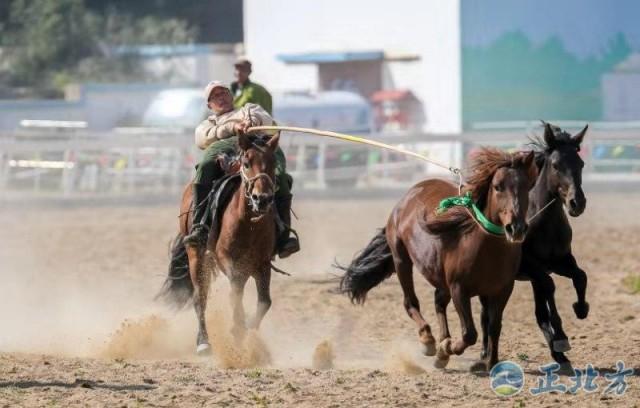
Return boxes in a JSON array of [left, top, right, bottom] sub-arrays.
[[239, 146, 276, 216]]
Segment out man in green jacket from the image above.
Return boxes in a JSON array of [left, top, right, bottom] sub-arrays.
[[231, 58, 273, 115]]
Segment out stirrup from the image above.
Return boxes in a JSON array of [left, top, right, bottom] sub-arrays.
[[278, 237, 300, 259], [183, 224, 209, 247]]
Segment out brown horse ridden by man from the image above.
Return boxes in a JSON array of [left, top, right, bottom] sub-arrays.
[[158, 132, 281, 355], [339, 148, 538, 371]]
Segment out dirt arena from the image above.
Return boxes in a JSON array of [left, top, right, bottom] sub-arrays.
[[0, 192, 638, 407]]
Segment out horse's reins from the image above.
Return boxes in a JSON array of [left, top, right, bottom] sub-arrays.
[[240, 159, 276, 220], [239, 109, 276, 216], [527, 198, 556, 224], [179, 143, 277, 220]]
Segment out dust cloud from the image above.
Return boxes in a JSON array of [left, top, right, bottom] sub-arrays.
[[0, 200, 403, 371]]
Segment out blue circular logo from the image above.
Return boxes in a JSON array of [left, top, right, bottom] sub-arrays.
[[490, 361, 524, 397]]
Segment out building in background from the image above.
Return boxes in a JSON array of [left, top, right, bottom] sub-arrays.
[[3, 0, 640, 132], [603, 54, 640, 121], [244, 0, 640, 133], [243, 0, 461, 134], [370, 89, 425, 132]]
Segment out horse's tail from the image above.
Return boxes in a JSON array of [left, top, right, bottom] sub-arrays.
[[338, 228, 394, 305], [156, 233, 194, 309]]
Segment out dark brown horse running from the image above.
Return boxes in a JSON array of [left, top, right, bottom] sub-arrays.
[[340, 148, 537, 371], [510, 122, 589, 373], [158, 132, 280, 354]]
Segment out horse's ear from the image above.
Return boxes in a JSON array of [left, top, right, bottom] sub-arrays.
[[238, 133, 252, 151], [521, 151, 538, 187], [266, 131, 280, 151], [543, 122, 556, 148], [572, 124, 588, 146]]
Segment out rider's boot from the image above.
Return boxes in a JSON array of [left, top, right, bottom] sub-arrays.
[[275, 192, 300, 258], [183, 183, 210, 249]]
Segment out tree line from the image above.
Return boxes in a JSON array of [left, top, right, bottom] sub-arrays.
[[0, 0, 240, 98]]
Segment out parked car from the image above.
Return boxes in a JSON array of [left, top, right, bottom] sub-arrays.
[[138, 88, 375, 188]]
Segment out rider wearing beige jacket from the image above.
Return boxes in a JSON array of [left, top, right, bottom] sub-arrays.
[[185, 81, 298, 259]]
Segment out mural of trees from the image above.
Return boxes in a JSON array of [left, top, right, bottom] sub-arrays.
[[462, 31, 632, 126]]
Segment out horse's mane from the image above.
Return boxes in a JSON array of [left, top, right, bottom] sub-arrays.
[[425, 148, 529, 236], [528, 125, 580, 169], [465, 148, 520, 209]]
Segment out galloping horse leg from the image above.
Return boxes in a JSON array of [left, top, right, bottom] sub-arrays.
[[441, 283, 477, 363], [553, 254, 589, 319], [530, 270, 573, 372], [187, 246, 212, 355], [434, 287, 452, 343], [479, 295, 489, 360], [229, 275, 249, 340], [389, 235, 436, 357], [471, 283, 513, 372], [248, 268, 272, 330], [433, 287, 453, 368]]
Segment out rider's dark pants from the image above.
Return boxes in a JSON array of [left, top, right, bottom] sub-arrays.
[[193, 136, 291, 196]]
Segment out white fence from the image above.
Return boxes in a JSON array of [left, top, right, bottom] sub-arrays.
[[1, 126, 640, 199]]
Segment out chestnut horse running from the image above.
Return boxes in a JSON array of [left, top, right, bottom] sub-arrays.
[[158, 132, 281, 354], [340, 148, 537, 371]]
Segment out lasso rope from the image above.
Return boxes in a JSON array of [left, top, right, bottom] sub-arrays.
[[527, 198, 556, 224], [247, 125, 554, 230], [248, 125, 463, 189]]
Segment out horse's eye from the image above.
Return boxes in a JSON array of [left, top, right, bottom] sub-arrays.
[[243, 161, 250, 169], [494, 184, 503, 192], [552, 162, 560, 170]]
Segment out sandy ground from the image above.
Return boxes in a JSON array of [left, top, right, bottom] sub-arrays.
[[0, 192, 639, 407]]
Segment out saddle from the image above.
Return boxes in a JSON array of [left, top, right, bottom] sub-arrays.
[[198, 154, 287, 253], [200, 154, 242, 247]]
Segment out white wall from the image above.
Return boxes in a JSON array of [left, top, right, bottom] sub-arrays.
[[244, 0, 461, 133], [602, 73, 640, 121]]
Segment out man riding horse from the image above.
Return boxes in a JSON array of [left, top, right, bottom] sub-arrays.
[[183, 80, 300, 258]]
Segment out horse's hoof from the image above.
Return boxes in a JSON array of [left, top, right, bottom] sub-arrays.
[[573, 302, 589, 319], [469, 360, 488, 373], [435, 338, 451, 361], [196, 343, 212, 355], [557, 362, 575, 376], [434, 357, 450, 369], [422, 341, 437, 357], [553, 339, 571, 353]]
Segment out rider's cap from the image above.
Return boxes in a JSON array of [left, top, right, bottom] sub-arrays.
[[234, 58, 252, 69], [204, 80, 231, 102]]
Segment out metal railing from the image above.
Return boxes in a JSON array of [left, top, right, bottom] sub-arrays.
[[1, 125, 639, 199]]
